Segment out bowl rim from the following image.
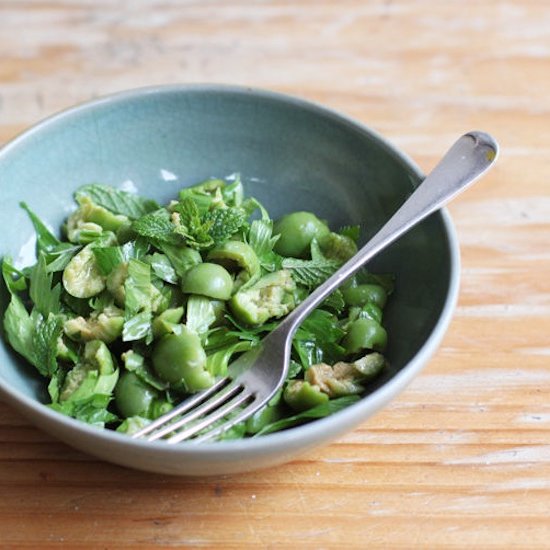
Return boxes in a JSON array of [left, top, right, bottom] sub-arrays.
[[0, 83, 461, 458]]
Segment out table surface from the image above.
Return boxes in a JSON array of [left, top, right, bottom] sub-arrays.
[[1, 1, 549, 548]]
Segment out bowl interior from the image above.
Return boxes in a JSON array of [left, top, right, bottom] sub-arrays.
[[0, 85, 453, 429]]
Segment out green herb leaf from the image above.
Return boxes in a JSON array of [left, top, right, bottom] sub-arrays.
[[124, 259, 151, 316], [20, 202, 60, 254], [206, 340, 255, 378], [146, 253, 178, 284], [293, 309, 346, 368], [254, 395, 361, 436], [287, 360, 303, 380], [93, 246, 126, 276], [221, 176, 244, 207], [62, 293, 92, 317], [132, 209, 180, 245], [93, 239, 151, 276], [3, 293, 35, 367], [339, 225, 360, 243], [76, 184, 159, 219], [88, 291, 113, 312], [122, 351, 168, 391], [122, 259, 153, 342], [224, 313, 279, 339], [186, 295, 217, 340], [178, 179, 225, 213], [247, 219, 281, 272], [204, 207, 246, 245], [282, 256, 340, 288], [123, 310, 153, 342], [321, 289, 346, 314], [31, 312, 63, 377], [2, 257, 27, 294], [45, 244, 82, 273], [30, 254, 61, 317], [172, 198, 213, 249], [155, 242, 201, 279], [49, 370, 119, 427]]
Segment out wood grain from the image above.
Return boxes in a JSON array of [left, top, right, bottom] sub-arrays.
[[1, 1, 550, 548]]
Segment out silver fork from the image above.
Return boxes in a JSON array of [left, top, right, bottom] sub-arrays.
[[132, 131, 498, 444]]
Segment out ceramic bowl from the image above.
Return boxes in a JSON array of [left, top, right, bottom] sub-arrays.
[[0, 85, 459, 475]]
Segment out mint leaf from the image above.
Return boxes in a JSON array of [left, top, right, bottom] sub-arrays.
[[132, 208, 180, 245], [282, 256, 339, 288], [204, 207, 246, 245], [2, 277, 61, 377], [172, 198, 213, 249], [76, 184, 158, 219]]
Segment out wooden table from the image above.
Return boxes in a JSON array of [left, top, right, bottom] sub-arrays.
[[1, 1, 549, 547]]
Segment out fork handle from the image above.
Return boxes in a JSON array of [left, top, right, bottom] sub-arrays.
[[277, 131, 498, 335]]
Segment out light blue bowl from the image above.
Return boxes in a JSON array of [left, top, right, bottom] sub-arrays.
[[0, 85, 459, 475]]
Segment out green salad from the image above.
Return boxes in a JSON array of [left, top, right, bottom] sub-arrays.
[[1, 177, 392, 439]]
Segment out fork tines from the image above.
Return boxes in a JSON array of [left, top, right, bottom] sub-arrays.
[[131, 376, 257, 443]]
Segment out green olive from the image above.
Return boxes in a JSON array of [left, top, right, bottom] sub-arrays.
[[207, 240, 260, 276], [348, 303, 383, 324], [83, 340, 114, 374], [229, 270, 296, 326], [319, 232, 357, 262], [66, 195, 129, 243], [342, 284, 387, 309], [152, 306, 184, 339], [181, 262, 233, 300], [283, 380, 329, 412], [62, 245, 106, 298], [273, 211, 330, 258], [343, 318, 388, 355], [152, 326, 213, 391], [115, 371, 157, 419], [77, 195, 129, 232]]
